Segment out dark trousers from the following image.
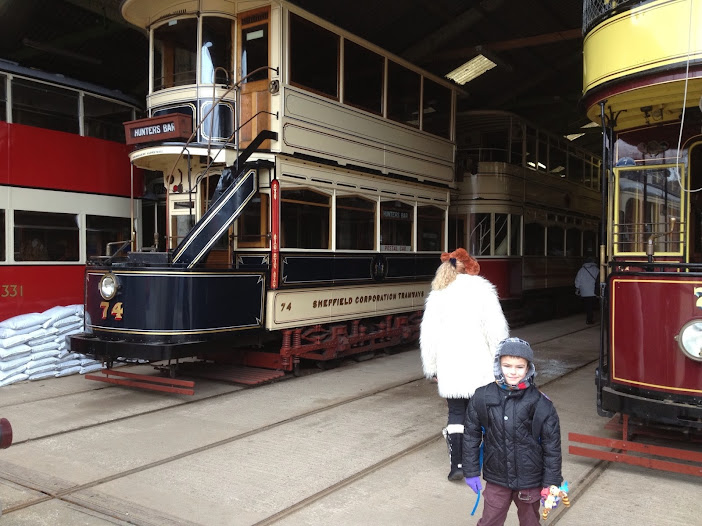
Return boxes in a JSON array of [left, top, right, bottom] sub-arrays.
[[583, 296, 597, 324], [447, 397, 469, 425], [477, 482, 542, 526]]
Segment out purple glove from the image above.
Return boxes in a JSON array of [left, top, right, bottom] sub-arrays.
[[465, 476, 483, 494]]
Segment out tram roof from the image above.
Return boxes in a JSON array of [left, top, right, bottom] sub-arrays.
[[0, 0, 599, 155]]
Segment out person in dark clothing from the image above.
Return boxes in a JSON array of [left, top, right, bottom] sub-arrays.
[[462, 338, 562, 526], [575, 257, 599, 324]]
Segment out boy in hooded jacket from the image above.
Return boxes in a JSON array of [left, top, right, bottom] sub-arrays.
[[462, 338, 562, 526]]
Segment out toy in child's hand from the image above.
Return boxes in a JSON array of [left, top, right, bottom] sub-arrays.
[[540, 481, 570, 520]]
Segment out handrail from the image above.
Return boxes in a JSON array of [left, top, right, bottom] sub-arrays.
[[164, 65, 279, 185]]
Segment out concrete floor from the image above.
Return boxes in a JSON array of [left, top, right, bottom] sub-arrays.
[[0, 315, 700, 525]]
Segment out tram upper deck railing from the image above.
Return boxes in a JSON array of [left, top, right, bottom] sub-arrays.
[[583, 0, 641, 34]]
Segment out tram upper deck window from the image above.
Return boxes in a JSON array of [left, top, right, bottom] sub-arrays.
[[387, 61, 420, 128], [201, 17, 233, 84], [153, 18, 197, 91], [241, 16, 268, 83], [14, 211, 78, 262], [336, 196, 375, 250], [281, 188, 330, 249], [343, 40, 383, 115], [12, 80, 78, 134], [417, 205, 444, 252], [380, 201, 413, 251], [510, 122, 524, 165], [289, 13, 339, 99], [422, 78, 451, 139], [614, 165, 682, 254], [550, 138, 567, 178], [84, 96, 134, 143]]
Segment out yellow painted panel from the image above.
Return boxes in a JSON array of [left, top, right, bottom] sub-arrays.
[[584, 0, 702, 93]]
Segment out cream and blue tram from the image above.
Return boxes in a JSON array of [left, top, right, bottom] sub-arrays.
[[69, 0, 460, 375]]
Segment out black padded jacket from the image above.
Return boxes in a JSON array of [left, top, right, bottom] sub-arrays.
[[461, 382, 562, 490]]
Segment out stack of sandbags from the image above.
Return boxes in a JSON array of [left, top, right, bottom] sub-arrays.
[[0, 305, 104, 387]]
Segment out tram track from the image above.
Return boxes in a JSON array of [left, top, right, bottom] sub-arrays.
[[1, 325, 599, 523]]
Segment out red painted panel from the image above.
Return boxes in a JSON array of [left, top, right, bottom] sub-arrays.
[[610, 276, 702, 395], [478, 258, 522, 299], [0, 122, 8, 185], [3, 122, 142, 197], [0, 265, 84, 322]]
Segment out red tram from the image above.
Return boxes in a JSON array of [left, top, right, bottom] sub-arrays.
[[0, 63, 142, 323], [570, 0, 702, 476]]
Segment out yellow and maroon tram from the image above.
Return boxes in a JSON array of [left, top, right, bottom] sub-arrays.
[[570, 0, 702, 476]]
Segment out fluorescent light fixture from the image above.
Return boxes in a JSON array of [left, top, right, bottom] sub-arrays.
[[445, 55, 497, 85]]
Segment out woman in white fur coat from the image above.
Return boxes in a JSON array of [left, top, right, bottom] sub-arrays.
[[420, 248, 509, 481]]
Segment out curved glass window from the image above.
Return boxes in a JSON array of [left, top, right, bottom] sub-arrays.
[[201, 17, 233, 84], [153, 18, 197, 91], [469, 213, 490, 256]]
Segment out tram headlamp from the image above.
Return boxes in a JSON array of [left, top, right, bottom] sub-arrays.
[[98, 273, 119, 301], [676, 320, 702, 362]]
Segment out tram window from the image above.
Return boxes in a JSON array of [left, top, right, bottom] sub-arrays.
[[422, 78, 451, 139], [547, 226, 564, 256], [524, 223, 545, 256], [289, 14, 339, 99], [200, 102, 234, 141], [448, 214, 466, 252], [336, 196, 375, 250], [583, 231, 597, 256], [616, 167, 682, 253], [343, 40, 383, 115], [479, 130, 509, 162], [417, 205, 444, 252], [387, 61, 420, 128], [550, 138, 567, 178], [510, 122, 523, 165], [171, 215, 195, 247], [281, 188, 330, 249], [14, 211, 78, 262], [84, 95, 133, 143], [510, 215, 522, 256], [238, 194, 269, 248], [86, 215, 130, 257], [153, 18, 197, 91], [469, 213, 491, 256], [241, 21, 269, 83], [0, 210, 4, 261], [494, 214, 508, 255], [380, 201, 413, 251], [525, 127, 537, 170], [12, 79, 78, 134], [566, 227, 581, 256], [537, 135, 548, 172], [201, 17, 233, 84]]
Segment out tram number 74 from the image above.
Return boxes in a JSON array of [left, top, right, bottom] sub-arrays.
[[100, 301, 124, 321]]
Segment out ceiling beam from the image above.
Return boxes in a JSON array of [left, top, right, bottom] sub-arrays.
[[401, 0, 505, 64]]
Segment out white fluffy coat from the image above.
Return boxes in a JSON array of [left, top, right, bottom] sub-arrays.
[[420, 274, 509, 398]]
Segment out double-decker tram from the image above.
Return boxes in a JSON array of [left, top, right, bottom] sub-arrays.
[[69, 0, 459, 389], [569, 0, 702, 476], [0, 62, 142, 323], [450, 111, 601, 322]]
